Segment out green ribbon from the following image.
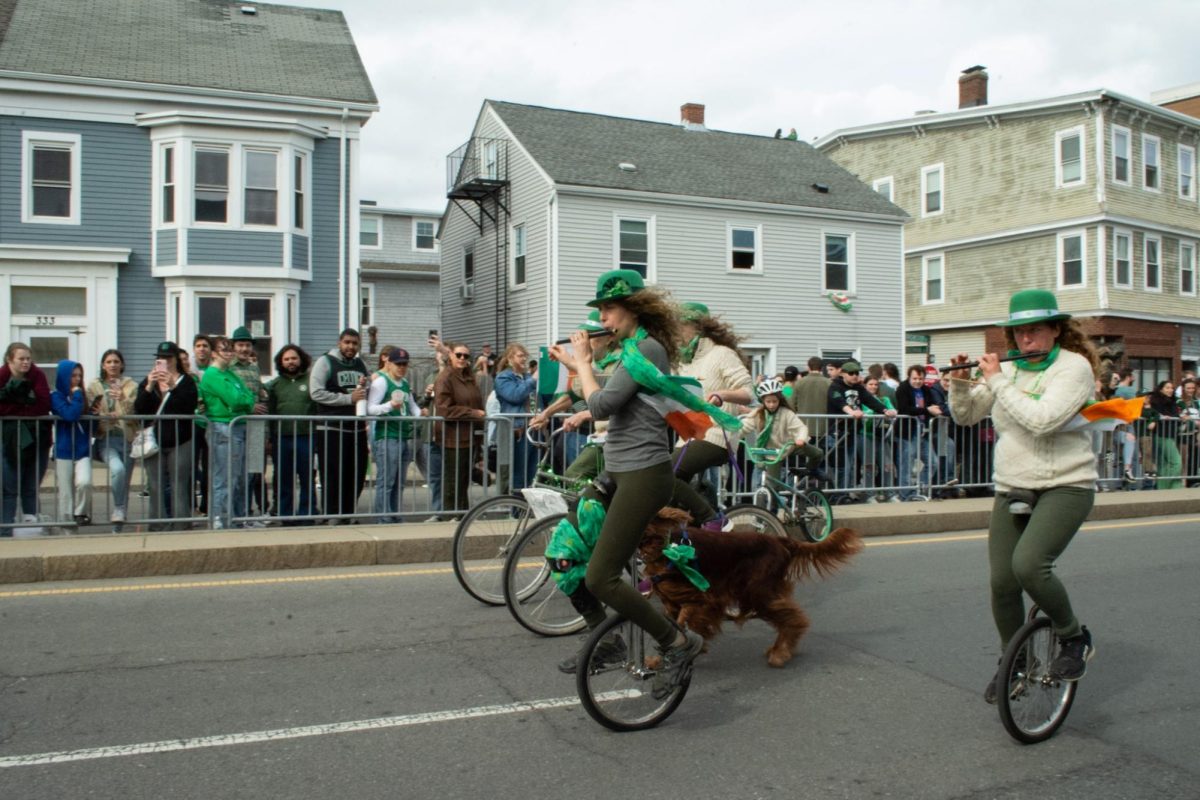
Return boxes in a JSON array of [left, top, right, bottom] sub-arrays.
[[661, 540, 710, 591], [618, 328, 743, 433], [544, 497, 606, 595], [679, 335, 700, 365], [755, 409, 777, 450], [593, 349, 620, 370], [1006, 343, 1060, 372]]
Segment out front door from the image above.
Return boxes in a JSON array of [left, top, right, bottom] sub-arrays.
[[16, 325, 81, 369]]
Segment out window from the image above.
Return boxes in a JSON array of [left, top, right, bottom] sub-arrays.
[[1058, 232, 1085, 288], [162, 146, 176, 224], [484, 141, 498, 180], [1112, 126, 1131, 185], [360, 283, 375, 327], [293, 154, 305, 230], [463, 247, 475, 300], [1181, 242, 1196, 296], [872, 177, 893, 202], [617, 218, 650, 277], [1179, 145, 1195, 200], [1056, 127, 1085, 187], [196, 295, 227, 336], [194, 148, 229, 223], [1145, 236, 1161, 291], [22, 131, 81, 224], [511, 224, 526, 286], [1129, 357, 1171, 393], [728, 225, 761, 272], [244, 150, 278, 226], [921, 164, 943, 217], [823, 232, 852, 292], [1113, 230, 1132, 288], [922, 253, 944, 304], [414, 219, 437, 251], [1143, 135, 1161, 191], [360, 215, 380, 248], [242, 297, 273, 373]]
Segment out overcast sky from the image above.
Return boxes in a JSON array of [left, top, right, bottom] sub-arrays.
[[285, 0, 1200, 211]]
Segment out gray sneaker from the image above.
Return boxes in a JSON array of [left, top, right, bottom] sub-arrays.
[[1050, 626, 1094, 681], [558, 632, 627, 675], [651, 629, 704, 699]]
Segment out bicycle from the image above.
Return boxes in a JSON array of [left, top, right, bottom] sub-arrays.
[[996, 605, 1082, 744], [451, 426, 600, 605], [503, 510, 589, 636], [743, 447, 834, 542]]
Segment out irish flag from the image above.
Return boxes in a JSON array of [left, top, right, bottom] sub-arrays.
[[537, 346, 571, 397], [1058, 395, 1146, 432], [636, 375, 722, 440]]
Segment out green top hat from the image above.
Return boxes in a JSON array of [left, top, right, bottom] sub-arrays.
[[577, 309, 609, 333], [997, 289, 1071, 327], [230, 325, 254, 342], [586, 269, 644, 307], [680, 302, 710, 322]]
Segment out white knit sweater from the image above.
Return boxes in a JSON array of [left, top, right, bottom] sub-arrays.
[[948, 349, 1097, 492]]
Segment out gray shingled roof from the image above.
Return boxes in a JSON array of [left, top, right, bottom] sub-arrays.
[[0, 0, 376, 105], [488, 101, 904, 218]]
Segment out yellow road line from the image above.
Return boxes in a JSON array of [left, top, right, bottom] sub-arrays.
[[2, 515, 1196, 598]]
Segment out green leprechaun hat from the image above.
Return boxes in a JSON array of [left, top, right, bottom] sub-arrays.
[[586, 269, 645, 307], [997, 288, 1072, 327]]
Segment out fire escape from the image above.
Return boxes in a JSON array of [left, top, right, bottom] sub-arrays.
[[446, 137, 510, 347]]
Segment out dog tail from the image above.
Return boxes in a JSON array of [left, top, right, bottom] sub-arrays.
[[783, 528, 864, 581]]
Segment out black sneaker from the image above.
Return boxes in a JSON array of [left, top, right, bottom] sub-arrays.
[[651, 629, 703, 699], [1050, 626, 1094, 681], [983, 650, 1027, 705], [557, 632, 627, 675]]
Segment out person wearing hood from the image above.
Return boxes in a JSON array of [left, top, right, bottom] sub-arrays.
[[51, 359, 93, 531], [1, 342, 52, 532]]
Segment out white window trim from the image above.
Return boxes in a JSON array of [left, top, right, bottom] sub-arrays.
[[1142, 134, 1162, 193], [167, 282, 299, 358], [1144, 235, 1162, 292], [21, 130, 82, 225], [360, 282, 375, 327], [872, 176, 894, 202], [291, 151, 309, 234], [360, 214, 382, 250], [1112, 228, 1133, 289], [412, 218, 439, 252], [510, 222, 527, 289], [727, 223, 763, 274], [462, 244, 476, 303], [161, 143, 178, 227], [242, 148, 281, 229], [1179, 241, 1197, 297], [1111, 125, 1132, 186], [1178, 143, 1196, 201], [1055, 126, 1086, 188], [612, 214, 656, 282], [920, 163, 944, 218], [921, 252, 945, 305], [191, 143, 234, 227], [1057, 230, 1088, 290], [821, 230, 856, 294]]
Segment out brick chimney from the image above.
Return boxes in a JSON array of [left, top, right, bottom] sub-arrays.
[[958, 66, 988, 109], [681, 102, 706, 129]]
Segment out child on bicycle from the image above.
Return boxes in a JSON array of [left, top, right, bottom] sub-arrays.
[[742, 377, 809, 488]]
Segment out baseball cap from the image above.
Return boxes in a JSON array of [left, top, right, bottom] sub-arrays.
[[387, 348, 411, 364]]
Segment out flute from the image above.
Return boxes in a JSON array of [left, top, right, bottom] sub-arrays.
[[553, 329, 614, 345], [938, 350, 1051, 373]]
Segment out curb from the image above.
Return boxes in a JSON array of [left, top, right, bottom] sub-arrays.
[[2, 490, 1198, 585]]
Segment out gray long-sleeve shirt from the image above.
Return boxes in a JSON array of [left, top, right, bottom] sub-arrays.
[[587, 336, 672, 473]]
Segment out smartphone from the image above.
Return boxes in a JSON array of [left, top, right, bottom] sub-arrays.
[[428, 329, 438, 339], [154, 358, 168, 371]]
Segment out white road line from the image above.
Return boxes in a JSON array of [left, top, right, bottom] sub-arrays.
[[0, 691, 640, 768]]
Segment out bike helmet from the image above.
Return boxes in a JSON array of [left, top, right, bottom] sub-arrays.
[[756, 377, 785, 399]]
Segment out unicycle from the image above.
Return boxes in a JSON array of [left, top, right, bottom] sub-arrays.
[[996, 606, 1079, 744]]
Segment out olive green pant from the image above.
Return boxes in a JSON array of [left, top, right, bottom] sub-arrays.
[[572, 461, 678, 647], [988, 486, 1093, 647]]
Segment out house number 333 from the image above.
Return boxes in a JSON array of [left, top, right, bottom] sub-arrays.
[[36, 316, 56, 326]]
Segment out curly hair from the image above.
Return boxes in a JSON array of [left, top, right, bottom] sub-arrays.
[[616, 287, 683, 366], [1003, 319, 1099, 376], [690, 315, 750, 369], [274, 344, 312, 375]]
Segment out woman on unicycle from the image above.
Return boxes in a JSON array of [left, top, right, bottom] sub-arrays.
[[946, 288, 1100, 705]]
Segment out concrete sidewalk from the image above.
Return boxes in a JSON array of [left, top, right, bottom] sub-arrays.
[[2, 489, 1198, 585]]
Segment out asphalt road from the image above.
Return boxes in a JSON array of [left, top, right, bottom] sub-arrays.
[[1, 515, 1198, 799]]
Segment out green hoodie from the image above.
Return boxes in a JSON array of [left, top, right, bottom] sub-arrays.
[[200, 365, 255, 423]]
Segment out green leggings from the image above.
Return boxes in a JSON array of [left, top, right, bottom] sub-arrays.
[[573, 461, 678, 647], [988, 486, 1093, 646]]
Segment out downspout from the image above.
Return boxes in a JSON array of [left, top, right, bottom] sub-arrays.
[[338, 107, 348, 330], [1094, 104, 1109, 311]]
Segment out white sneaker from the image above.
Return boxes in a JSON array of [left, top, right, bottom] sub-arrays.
[[111, 507, 126, 523]]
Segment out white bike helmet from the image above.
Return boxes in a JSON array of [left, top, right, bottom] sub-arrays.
[[756, 377, 785, 399]]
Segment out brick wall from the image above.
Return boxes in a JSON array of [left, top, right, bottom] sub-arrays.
[[984, 316, 1181, 375]]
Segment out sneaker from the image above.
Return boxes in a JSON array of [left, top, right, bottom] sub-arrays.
[[886, 495, 902, 503], [983, 651, 1028, 705], [1123, 468, 1136, 482], [651, 629, 704, 699], [864, 495, 879, 504], [557, 631, 627, 675], [1050, 626, 1094, 681], [111, 507, 126, 524]]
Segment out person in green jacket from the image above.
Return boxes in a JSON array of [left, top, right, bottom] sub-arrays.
[[200, 336, 256, 529], [267, 345, 317, 524]]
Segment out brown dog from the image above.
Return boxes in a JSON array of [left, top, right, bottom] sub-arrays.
[[639, 508, 863, 668]]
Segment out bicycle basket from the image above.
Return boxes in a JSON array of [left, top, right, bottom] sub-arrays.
[[521, 487, 570, 519]]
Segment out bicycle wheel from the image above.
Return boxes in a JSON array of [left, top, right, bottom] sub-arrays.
[[451, 495, 532, 605], [725, 503, 787, 537], [795, 490, 834, 542], [997, 615, 1078, 744], [503, 513, 586, 636], [576, 614, 691, 732]]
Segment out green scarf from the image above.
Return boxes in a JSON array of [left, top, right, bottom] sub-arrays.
[[618, 328, 742, 433], [593, 349, 621, 370], [679, 335, 701, 365], [755, 409, 777, 450], [1007, 344, 1060, 372]]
